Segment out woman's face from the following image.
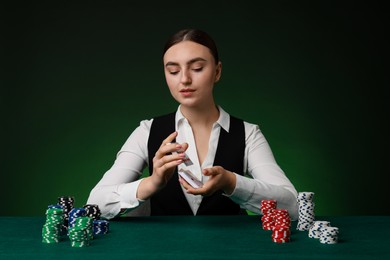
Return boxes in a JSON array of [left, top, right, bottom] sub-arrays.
[[163, 41, 221, 108]]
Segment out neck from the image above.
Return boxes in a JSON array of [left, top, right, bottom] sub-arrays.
[[180, 103, 219, 127]]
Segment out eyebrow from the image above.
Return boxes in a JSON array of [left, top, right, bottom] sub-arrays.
[[165, 57, 207, 67]]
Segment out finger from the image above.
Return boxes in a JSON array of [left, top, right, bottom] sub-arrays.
[[155, 134, 182, 158], [164, 159, 183, 169], [176, 142, 189, 153], [186, 186, 210, 196], [153, 161, 182, 180], [179, 176, 204, 194], [184, 183, 201, 194], [203, 166, 223, 176], [158, 131, 179, 151], [178, 176, 190, 190], [152, 159, 183, 188], [178, 176, 198, 191], [161, 131, 178, 147], [154, 153, 184, 168]]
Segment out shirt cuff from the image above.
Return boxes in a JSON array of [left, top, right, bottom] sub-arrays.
[[224, 173, 255, 203], [118, 179, 144, 209]]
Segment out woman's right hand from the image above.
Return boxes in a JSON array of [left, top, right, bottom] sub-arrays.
[[136, 131, 188, 200], [151, 131, 189, 189]]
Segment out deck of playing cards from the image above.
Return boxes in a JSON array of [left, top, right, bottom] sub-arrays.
[[178, 168, 203, 189]]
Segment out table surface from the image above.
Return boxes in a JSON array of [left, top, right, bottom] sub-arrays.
[[0, 215, 389, 260]]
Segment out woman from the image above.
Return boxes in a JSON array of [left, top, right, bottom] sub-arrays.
[[87, 29, 298, 219]]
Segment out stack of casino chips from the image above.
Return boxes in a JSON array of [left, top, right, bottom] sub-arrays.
[[260, 200, 277, 230], [42, 207, 65, 244], [68, 216, 94, 247], [296, 192, 315, 231], [273, 209, 291, 229], [68, 207, 87, 229], [271, 209, 291, 243], [42, 197, 111, 248], [308, 221, 339, 244], [58, 196, 75, 232], [319, 226, 339, 244], [93, 220, 110, 235], [308, 221, 330, 239], [68, 226, 90, 247], [75, 217, 94, 240], [83, 204, 101, 220], [260, 200, 292, 243], [272, 226, 291, 243], [83, 204, 110, 235]]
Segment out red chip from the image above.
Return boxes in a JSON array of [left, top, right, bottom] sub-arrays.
[[272, 238, 290, 243]]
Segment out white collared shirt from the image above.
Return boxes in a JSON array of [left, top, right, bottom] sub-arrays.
[[87, 106, 298, 219]]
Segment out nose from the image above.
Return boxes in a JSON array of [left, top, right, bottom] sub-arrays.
[[180, 69, 192, 85]]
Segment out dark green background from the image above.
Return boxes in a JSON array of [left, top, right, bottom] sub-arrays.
[[1, 1, 387, 216]]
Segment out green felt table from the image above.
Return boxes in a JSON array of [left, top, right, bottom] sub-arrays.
[[0, 215, 389, 260]]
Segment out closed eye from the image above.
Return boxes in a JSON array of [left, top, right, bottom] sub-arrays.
[[192, 67, 203, 72]]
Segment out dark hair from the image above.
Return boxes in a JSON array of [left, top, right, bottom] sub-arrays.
[[163, 29, 219, 64]]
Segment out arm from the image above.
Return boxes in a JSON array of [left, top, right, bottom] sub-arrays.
[[87, 120, 189, 219], [230, 123, 298, 220], [86, 120, 151, 219]]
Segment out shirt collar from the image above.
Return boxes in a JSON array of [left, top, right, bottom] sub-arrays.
[[175, 105, 230, 132]]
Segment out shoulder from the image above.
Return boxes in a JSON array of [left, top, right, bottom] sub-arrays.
[[242, 120, 261, 132]]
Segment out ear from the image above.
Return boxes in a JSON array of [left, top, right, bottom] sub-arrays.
[[215, 61, 222, 83]]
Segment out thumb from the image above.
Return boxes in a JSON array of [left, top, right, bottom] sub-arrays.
[[203, 166, 222, 176]]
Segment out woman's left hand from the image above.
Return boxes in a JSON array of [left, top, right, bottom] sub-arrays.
[[179, 166, 236, 196]]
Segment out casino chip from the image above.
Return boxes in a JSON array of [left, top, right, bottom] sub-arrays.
[[260, 200, 277, 230], [260, 200, 291, 243], [272, 226, 291, 243], [308, 220, 339, 244], [319, 226, 339, 244], [57, 196, 75, 234], [68, 208, 87, 229], [93, 220, 110, 235], [308, 221, 330, 238], [296, 192, 315, 231], [42, 196, 109, 247], [42, 207, 65, 243], [296, 191, 340, 244], [83, 204, 101, 220], [68, 216, 94, 247], [271, 209, 291, 243]]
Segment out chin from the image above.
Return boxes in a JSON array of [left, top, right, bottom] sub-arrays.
[[176, 97, 196, 106]]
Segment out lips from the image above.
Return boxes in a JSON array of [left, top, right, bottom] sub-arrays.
[[180, 88, 195, 93], [179, 88, 195, 97]]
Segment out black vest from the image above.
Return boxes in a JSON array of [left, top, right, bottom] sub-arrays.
[[147, 112, 245, 215]]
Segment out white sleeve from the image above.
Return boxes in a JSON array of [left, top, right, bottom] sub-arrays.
[[227, 123, 299, 220], [86, 119, 152, 219]]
